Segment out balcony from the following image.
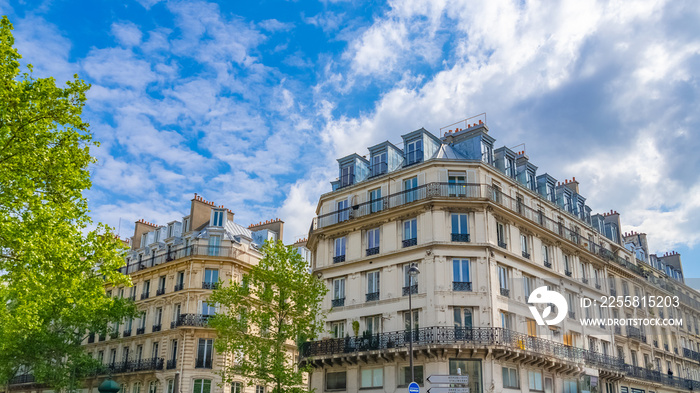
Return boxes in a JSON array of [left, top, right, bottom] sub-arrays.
[[98, 358, 164, 375], [195, 358, 213, 369], [500, 288, 510, 297], [684, 348, 700, 362], [156, 288, 165, 296], [99, 334, 106, 342], [120, 244, 240, 275], [166, 359, 177, 370], [522, 251, 530, 259], [581, 278, 589, 285], [174, 283, 184, 292], [498, 241, 507, 249], [402, 285, 418, 296], [664, 344, 669, 351], [332, 255, 346, 263], [152, 324, 161, 333], [544, 261, 552, 268], [331, 298, 345, 307], [174, 313, 213, 328], [451, 233, 470, 242], [141, 293, 149, 300], [136, 327, 145, 335], [402, 238, 417, 248], [369, 162, 388, 178], [202, 281, 217, 289], [366, 247, 379, 256], [109, 332, 118, 340], [565, 270, 572, 277], [366, 292, 380, 302], [595, 283, 601, 290], [626, 326, 647, 343], [123, 329, 132, 337], [568, 311, 575, 319], [453, 281, 472, 292]]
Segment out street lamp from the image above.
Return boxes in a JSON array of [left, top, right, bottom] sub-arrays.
[[408, 263, 420, 383]]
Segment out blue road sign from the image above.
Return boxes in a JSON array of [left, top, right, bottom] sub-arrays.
[[409, 382, 420, 393]]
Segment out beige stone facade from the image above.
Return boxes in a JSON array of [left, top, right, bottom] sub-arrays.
[[302, 125, 700, 393]]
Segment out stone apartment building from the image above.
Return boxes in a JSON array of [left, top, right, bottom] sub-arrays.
[[301, 120, 700, 393]]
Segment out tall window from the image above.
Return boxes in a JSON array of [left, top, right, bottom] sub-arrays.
[[406, 139, 423, 165], [158, 276, 166, 294], [255, 386, 265, 393], [331, 321, 345, 338], [453, 259, 471, 292], [212, 210, 224, 227], [337, 199, 349, 222], [481, 140, 492, 164], [333, 237, 346, 263], [196, 339, 214, 369], [148, 381, 158, 393], [369, 188, 382, 213], [332, 278, 345, 307], [361, 368, 383, 388], [505, 158, 514, 178], [500, 311, 513, 329], [154, 307, 162, 329], [175, 271, 185, 291], [371, 152, 387, 176], [496, 222, 506, 247], [542, 245, 550, 266], [203, 269, 219, 288], [208, 235, 221, 256], [523, 275, 534, 298], [132, 382, 141, 393], [454, 307, 473, 329], [563, 380, 577, 393], [201, 301, 216, 316], [365, 315, 381, 335], [193, 379, 211, 393], [366, 228, 380, 256], [403, 264, 418, 294], [567, 293, 575, 318], [142, 280, 150, 299], [399, 365, 424, 387], [340, 164, 354, 187], [366, 271, 380, 301], [448, 174, 466, 196], [520, 234, 530, 258], [404, 176, 418, 203], [564, 255, 571, 275], [172, 304, 181, 325], [403, 218, 417, 247], [527, 318, 537, 336], [498, 265, 510, 297], [170, 339, 178, 361], [138, 311, 147, 330], [167, 380, 175, 393], [231, 382, 242, 393], [451, 213, 469, 242], [403, 310, 419, 333]]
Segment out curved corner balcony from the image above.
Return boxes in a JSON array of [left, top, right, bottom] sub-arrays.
[[300, 326, 700, 391]]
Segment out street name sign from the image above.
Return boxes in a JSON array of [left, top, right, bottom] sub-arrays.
[[427, 375, 469, 384], [426, 388, 470, 393]]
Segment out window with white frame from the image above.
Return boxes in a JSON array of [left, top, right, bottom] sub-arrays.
[[193, 379, 211, 393], [496, 222, 506, 247], [542, 244, 550, 266], [403, 218, 417, 244], [498, 265, 510, 296], [212, 210, 224, 227], [528, 370, 543, 391], [330, 321, 345, 338], [404, 176, 418, 203], [523, 275, 534, 298], [369, 188, 382, 212], [500, 311, 513, 330], [196, 339, 214, 369], [333, 237, 346, 262], [453, 307, 473, 329], [367, 228, 380, 255], [406, 139, 423, 165], [520, 234, 530, 258], [451, 213, 469, 241], [332, 278, 345, 302], [360, 367, 383, 388], [132, 382, 141, 393], [148, 381, 158, 393], [255, 386, 264, 393], [365, 315, 381, 335], [201, 300, 216, 316], [367, 271, 380, 299], [231, 382, 242, 393], [502, 367, 519, 388]]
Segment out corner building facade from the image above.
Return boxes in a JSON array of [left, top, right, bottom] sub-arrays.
[[303, 121, 700, 393]]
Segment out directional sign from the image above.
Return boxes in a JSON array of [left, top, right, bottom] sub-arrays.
[[408, 382, 420, 393], [426, 388, 470, 393], [427, 375, 469, 385]]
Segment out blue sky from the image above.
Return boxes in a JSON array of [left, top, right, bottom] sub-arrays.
[[2, 0, 699, 279]]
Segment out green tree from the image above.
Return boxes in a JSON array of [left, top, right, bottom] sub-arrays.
[[210, 240, 327, 393], [0, 16, 135, 390]]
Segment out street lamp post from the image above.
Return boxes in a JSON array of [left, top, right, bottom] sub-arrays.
[[408, 263, 420, 383]]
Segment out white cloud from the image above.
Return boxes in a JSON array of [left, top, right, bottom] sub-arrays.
[[111, 21, 143, 47]]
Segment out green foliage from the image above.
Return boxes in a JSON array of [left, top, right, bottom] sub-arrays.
[[210, 240, 327, 393], [0, 15, 136, 390]]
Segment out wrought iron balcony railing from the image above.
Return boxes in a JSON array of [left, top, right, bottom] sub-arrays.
[[568, 311, 575, 319], [451, 233, 470, 242], [581, 278, 589, 284], [332, 255, 346, 263], [156, 288, 165, 296], [136, 327, 145, 335], [500, 288, 510, 297], [331, 298, 345, 307], [402, 285, 418, 296], [366, 247, 379, 256], [522, 251, 530, 259], [544, 261, 552, 268], [565, 270, 572, 277], [299, 326, 700, 390], [369, 162, 388, 178], [626, 326, 647, 343], [453, 281, 472, 292], [498, 241, 507, 249], [174, 283, 184, 292], [120, 244, 240, 275], [166, 359, 177, 370], [402, 238, 417, 248], [202, 281, 217, 289], [366, 292, 380, 302], [123, 329, 132, 337], [195, 357, 213, 369], [174, 313, 213, 327], [140, 293, 149, 300], [152, 324, 161, 333]]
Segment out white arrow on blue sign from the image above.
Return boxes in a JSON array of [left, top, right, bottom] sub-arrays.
[[426, 388, 470, 393], [408, 382, 420, 393], [427, 375, 469, 384]]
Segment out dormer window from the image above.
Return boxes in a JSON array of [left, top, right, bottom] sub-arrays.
[[183, 217, 190, 233], [212, 210, 224, 227], [340, 165, 354, 187], [546, 183, 555, 202], [481, 140, 493, 164], [405, 139, 423, 166], [167, 224, 174, 238], [141, 233, 148, 247], [505, 158, 515, 178], [526, 171, 536, 190], [370, 152, 387, 177]]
